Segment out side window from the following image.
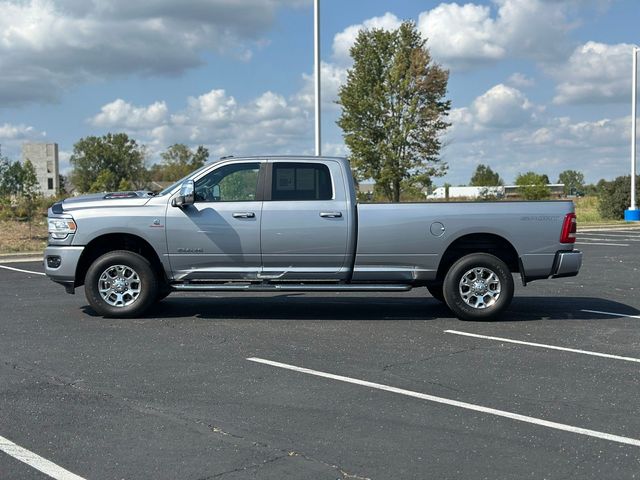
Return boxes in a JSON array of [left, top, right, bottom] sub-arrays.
[[195, 162, 260, 202], [271, 162, 333, 201]]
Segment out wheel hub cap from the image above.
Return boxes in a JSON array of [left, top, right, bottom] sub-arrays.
[[459, 267, 501, 310], [98, 264, 141, 307]]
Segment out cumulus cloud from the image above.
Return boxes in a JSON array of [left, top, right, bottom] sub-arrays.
[[0, 122, 47, 160], [448, 84, 537, 142], [295, 62, 348, 109], [551, 42, 634, 104], [507, 73, 535, 88], [91, 99, 169, 129], [417, 0, 572, 70], [89, 87, 312, 158], [0, 0, 303, 107], [440, 81, 632, 184], [331, 12, 403, 63]]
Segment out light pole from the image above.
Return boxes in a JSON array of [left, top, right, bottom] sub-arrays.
[[625, 46, 639, 221], [314, 0, 321, 156]]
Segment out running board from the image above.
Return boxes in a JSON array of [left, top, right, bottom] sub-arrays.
[[171, 283, 412, 292]]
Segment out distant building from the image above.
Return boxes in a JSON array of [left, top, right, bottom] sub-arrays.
[[427, 184, 565, 200], [22, 143, 59, 197]]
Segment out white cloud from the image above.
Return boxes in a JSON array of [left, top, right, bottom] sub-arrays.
[[0, 0, 304, 106], [91, 99, 169, 129], [0, 122, 47, 161], [417, 0, 572, 70], [332, 12, 403, 63], [0, 123, 40, 140], [507, 73, 535, 88], [442, 82, 630, 184], [448, 84, 537, 141], [295, 62, 348, 109], [472, 84, 536, 128], [90, 87, 312, 158], [551, 42, 634, 104], [418, 3, 504, 68]]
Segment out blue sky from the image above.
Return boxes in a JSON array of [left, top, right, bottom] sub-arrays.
[[0, 0, 638, 186]]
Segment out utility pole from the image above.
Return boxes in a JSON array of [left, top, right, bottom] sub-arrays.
[[314, 0, 321, 156], [625, 46, 639, 221]]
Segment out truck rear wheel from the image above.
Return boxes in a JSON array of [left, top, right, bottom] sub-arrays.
[[85, 250, 158, 318], [443, 253, 513, 321]]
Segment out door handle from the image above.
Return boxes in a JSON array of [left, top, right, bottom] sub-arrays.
[[232, 212, 255, 218], [319, 211, 342, 218]]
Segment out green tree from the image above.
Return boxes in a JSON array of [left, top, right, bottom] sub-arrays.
[[18, 159, 41, 239], [470, 164, 503, 186], [557, 170, 585, 196], [0, 158, 25, 197], [337, 21, 450, 202], [70, 133, 148, 193], [150, 144, 209, 182], [597, 175, 640, 219], [515, 172, 550, 200]]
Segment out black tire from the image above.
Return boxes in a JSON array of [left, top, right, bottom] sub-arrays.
[[442, 253, 514, 321], [426, 284, 445, 303], [84, 250, 158, 318]]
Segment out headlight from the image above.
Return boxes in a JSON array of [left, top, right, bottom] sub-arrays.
[[48, 218, 77, 239]]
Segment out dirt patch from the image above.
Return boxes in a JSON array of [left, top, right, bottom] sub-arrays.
[[0, 219, 48, 254]]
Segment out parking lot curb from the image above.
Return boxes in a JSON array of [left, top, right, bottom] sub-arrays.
[[0, 253, 43, 264]]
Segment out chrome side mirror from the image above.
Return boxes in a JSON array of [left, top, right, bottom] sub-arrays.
[[171, 179, 195, 208]]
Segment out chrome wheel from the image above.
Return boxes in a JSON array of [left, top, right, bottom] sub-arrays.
[[458, 267, 501, 310], [98, 264, 141, 307]]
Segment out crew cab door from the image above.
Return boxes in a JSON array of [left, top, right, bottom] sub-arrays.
[[165, 160, 265, 281], [260, 160, 350, 280]]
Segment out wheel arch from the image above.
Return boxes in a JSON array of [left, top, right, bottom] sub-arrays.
[[75, 233, 167, 288], [435, 233, 520, 282]]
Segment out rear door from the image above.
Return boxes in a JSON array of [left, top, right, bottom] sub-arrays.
[[260, 160, 350, 280]]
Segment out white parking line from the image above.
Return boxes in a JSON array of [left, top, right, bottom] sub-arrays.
[[0, 265, 45, 276], [581, 309, 640, 319], [247, 357, 640, 448], [0, 434, 86, 480], [575, 242, 629, 246], [444, 330, 640, 363], [580, 232, 640, 237]]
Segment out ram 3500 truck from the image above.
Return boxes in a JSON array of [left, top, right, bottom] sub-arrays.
[[44, 156, 582, 320]]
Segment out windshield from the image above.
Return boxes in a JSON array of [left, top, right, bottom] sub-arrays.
[[157, 162, 213, 196]]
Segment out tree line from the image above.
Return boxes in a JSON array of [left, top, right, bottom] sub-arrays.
[[68, 133, 210, 193]]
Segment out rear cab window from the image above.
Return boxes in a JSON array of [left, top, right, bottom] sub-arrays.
[[271, 162, 333, 201]]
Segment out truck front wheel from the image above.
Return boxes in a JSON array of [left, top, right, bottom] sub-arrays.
[[443, 253, 514, 321], [85, 250, 158, 318]]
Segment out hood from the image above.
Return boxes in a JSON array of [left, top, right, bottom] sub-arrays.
[[53, 191, 155, 213]]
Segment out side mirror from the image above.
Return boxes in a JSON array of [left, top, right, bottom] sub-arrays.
[[171, 179, 195, 208]]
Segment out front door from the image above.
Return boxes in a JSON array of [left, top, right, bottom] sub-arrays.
[[165, 161, 264, 281]]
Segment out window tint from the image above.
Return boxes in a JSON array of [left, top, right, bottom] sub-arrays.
[[195, 162, 260, 202], [271, 162, 332, 201]]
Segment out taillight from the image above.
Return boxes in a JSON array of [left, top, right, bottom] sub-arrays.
[[560, 212, 577, 243]]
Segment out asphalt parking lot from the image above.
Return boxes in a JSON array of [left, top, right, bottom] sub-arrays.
[[1, 227, 640, 479]]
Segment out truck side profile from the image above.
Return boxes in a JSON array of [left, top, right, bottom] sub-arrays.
[[44, 156, 582, 320]]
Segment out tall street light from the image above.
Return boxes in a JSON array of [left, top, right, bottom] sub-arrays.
[[314, 0, 321, 156], [625, 46, 640, 221]]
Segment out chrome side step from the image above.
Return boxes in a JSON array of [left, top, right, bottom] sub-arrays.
[[171, 283, 412, 292]]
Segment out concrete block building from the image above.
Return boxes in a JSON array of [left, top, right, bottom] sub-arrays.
[[22, 143, 59, 197]]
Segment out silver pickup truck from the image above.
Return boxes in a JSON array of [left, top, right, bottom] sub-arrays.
[[45, 156, 582, 320]]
